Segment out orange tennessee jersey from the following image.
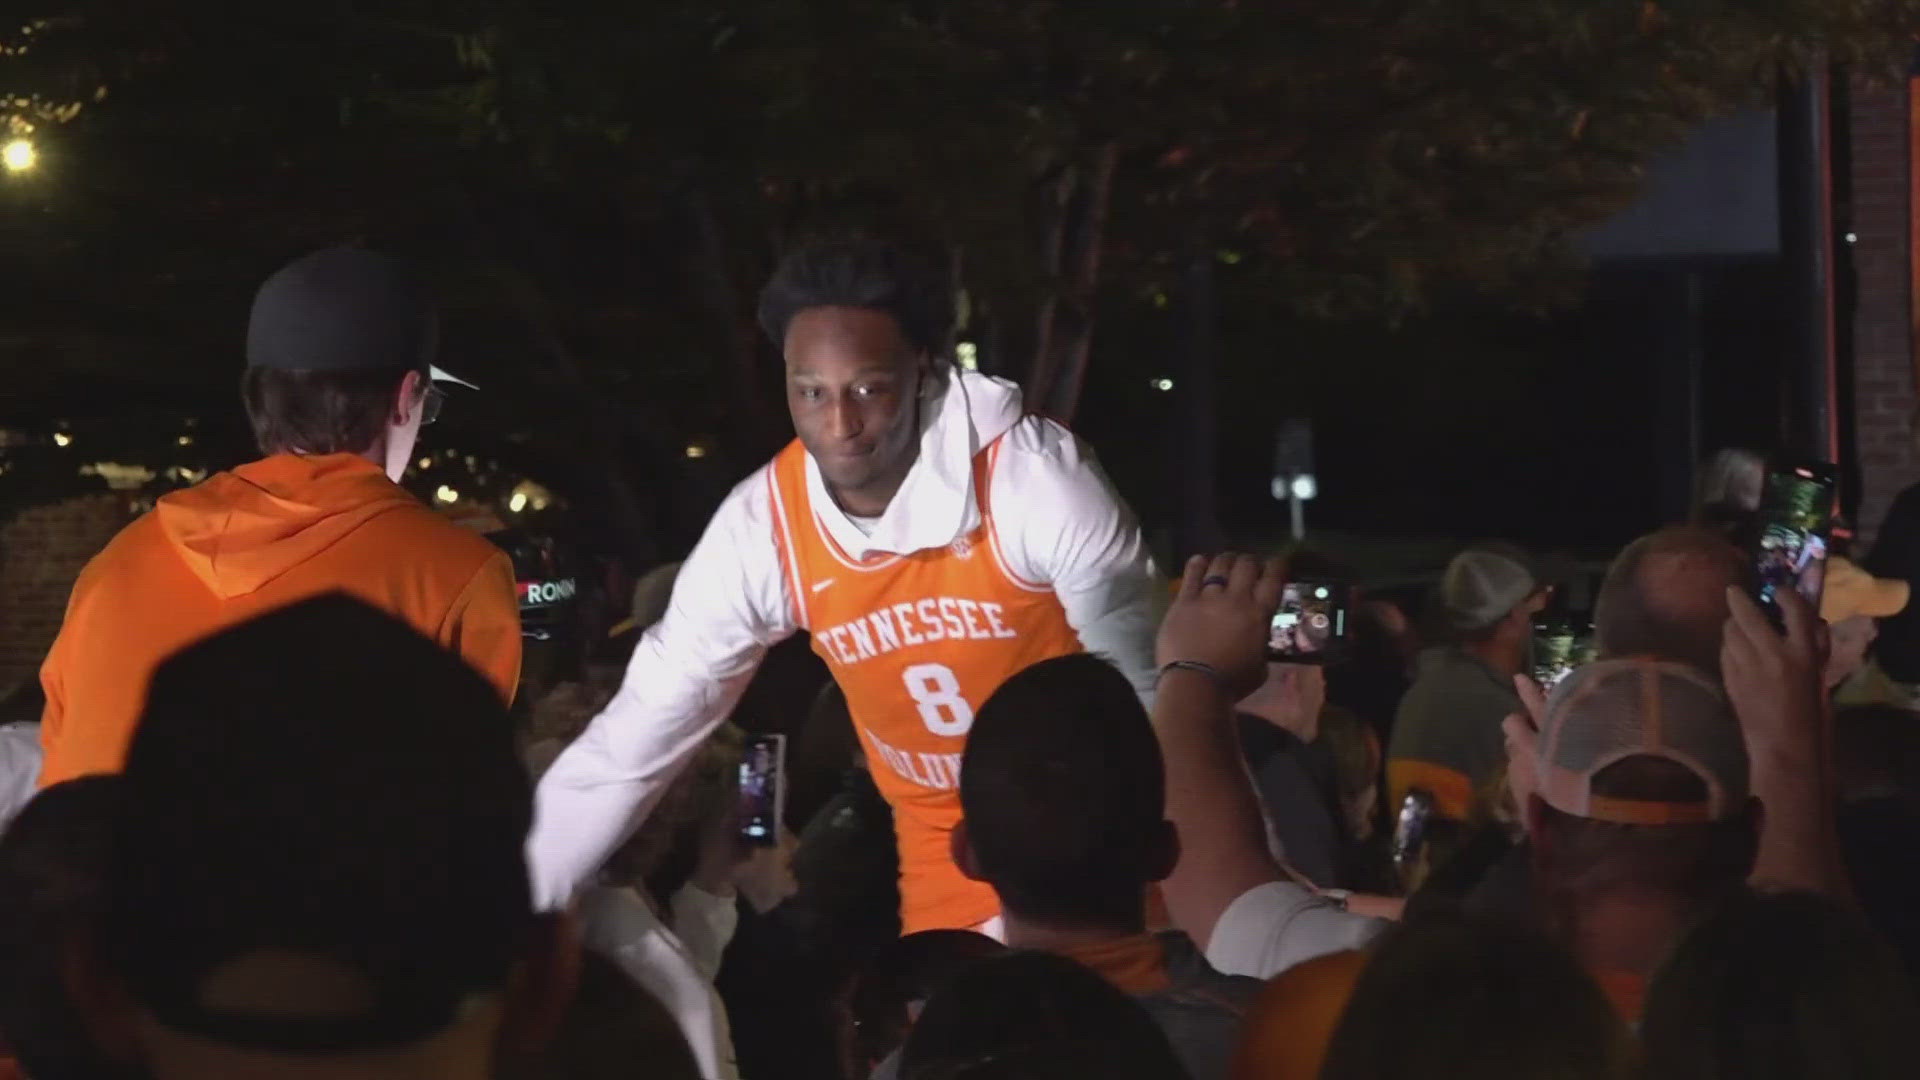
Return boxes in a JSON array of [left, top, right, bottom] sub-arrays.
[[767, 434, 1083, 933]]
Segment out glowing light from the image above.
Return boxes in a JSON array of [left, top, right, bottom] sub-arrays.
[[1845, 232, 1859, 244], [685, 444, 707, 459], [1, 138, 35, 174], [417, 456, 433, 470], [1290, 474, 1318, 501], [79, 462, 155, 490], [176, 435, 193, 447], [509, 479, 553, 512], [51, 432, 70, 447], [435, 485, 459, 504], [956, 342, 980, 371], [1151, 378, 1174, 392]]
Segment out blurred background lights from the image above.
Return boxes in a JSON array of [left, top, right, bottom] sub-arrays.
[[2, 138, 36, 173]]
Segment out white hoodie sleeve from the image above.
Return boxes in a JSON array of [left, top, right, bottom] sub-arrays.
[[527, 470, 795, 908], [991, 419, 1164, 701]]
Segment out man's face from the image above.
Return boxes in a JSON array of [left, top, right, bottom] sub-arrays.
[[784, 306, 927, 513]]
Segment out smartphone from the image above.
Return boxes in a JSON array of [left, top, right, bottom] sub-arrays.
[[1268, 581, 1350, 663], [737, 733, 787, 847], [1531, 620, 1593, 692], [1392, 789, 1435, 876], [1749, 461, 1837, 622]]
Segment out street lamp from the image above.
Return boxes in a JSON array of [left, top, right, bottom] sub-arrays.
[[2, 138, 36, 174]]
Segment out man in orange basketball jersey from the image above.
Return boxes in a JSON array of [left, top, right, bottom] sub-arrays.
[[528, 239, 1161, 934]]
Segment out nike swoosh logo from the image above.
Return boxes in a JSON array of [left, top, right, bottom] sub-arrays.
[[811, 579, 835, 594]]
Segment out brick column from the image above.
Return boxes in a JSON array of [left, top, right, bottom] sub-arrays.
[[1849, 81, 1914, 543], [0, 494, 133, 700]]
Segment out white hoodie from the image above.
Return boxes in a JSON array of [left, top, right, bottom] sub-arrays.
[[527, 368, 1161, 907]]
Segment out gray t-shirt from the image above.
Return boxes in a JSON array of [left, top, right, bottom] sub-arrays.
[[1387, 646, 1521, 797]]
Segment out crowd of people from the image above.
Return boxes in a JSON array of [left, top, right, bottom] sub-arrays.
[[0, 237, 1917, 1079]]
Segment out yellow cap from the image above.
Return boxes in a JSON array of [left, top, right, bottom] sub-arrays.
[[1822, 557, 1909, 623]]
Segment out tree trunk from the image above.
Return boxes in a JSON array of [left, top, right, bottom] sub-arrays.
[[1026, 142, 1117, 422], [489, 262, 661, 567], [449, 193, 661, 567], [682, 180, 785, 464]]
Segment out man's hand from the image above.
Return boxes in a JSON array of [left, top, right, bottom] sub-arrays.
[[735, 831, 799, 914], [1723, 583, 1850, 901], [1157, 553, 1286, 702], [1722, 585, 1826, 763], [1501, 674, 1549, 832], [1825, 614, 1876, 692]]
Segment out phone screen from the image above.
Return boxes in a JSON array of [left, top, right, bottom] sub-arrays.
[[1752, 462, 1837, 618], [1531, 622, 1594, 692], [1269, 581, 1350, 663], [1392, 790, 1434, 873], [737, 734, 786, 847]]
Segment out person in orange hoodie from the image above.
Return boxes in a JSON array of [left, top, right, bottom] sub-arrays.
[[37, 247, 521, 786]]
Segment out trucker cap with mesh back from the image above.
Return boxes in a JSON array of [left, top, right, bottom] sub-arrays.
[[1440, 544, 1541, 631], [1534, 658, 1749, 826], [104, 594, 534, 1053]]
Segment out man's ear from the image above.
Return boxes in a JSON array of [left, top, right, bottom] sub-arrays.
[[390, 368, 426, 426], [951, 820, 987, 883], [498, 910, 581, 1055], [61, 926, 146, 1066]]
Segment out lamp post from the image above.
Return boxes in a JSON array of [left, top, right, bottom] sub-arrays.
[[1273, 419, 1315, 542]]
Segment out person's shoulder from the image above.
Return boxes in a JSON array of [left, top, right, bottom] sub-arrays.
[[68, 509, 170, 590], [682, 458, 780, 555], [1156, 930, 1267, 1010], [359, 500, 509, 571], [988, 416, 1124, 520], [994, 413, 1086, 465]]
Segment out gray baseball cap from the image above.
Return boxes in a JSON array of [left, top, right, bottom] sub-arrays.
[[1441, 544, 1541, 630]]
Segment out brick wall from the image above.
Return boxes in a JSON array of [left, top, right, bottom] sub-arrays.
[[1850, 82, 1914, 543], [0, 494, 133, 700]]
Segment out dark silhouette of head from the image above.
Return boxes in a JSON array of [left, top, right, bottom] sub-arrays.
[[1642, 890, 1920, 1080], [957, 655, 1175, 931], [1321, 912, 1632, 1080], [900, 951, 1186, 1080]]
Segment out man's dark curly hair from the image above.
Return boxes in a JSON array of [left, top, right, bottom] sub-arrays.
[[757, 238, 955, 359]]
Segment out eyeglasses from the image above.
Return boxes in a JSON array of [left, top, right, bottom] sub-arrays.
[[421, 386, 446, 426]]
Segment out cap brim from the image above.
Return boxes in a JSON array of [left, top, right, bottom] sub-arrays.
[[429, 365, 478, 390], [1861, 578, 1910, 619]]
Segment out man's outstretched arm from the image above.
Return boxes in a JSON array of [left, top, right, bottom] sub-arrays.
[[526, 473, 795, 908], [1152, 554, 1390, 977]]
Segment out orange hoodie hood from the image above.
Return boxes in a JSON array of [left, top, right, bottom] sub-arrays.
[[155, 453, 419, 600]]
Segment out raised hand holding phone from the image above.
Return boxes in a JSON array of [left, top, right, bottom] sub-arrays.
[[1723, 582, 1848, 898], [1157, 553, 1287, 700], [1722, 584, 1825, 762]]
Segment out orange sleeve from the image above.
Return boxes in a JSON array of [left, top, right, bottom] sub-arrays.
[[36, 625, 70, 788], [442, 551, 523, 706]]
